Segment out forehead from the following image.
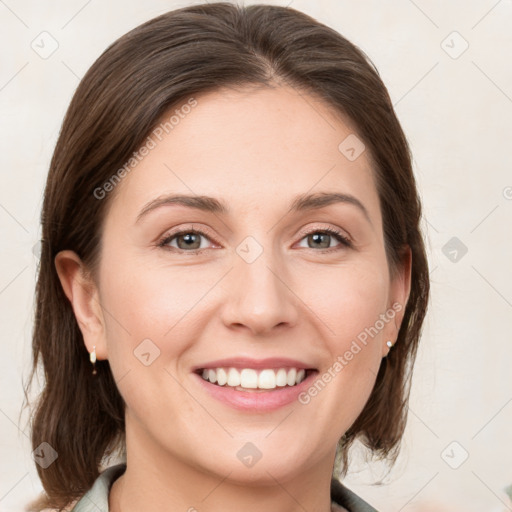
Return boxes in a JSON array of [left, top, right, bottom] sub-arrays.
[[106, 85, 381, 226]]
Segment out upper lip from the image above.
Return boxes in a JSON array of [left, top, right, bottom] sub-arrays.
[[192, 357, 317, 372]]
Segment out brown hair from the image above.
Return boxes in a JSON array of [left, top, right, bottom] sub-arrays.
[[23, 2, 429, 509]]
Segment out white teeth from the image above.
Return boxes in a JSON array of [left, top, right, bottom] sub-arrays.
[[258, 369, 276, 389], [227, 368, 241, 387], [275, 368, 287, 387], [287, 368, 297, 386], [199, 367, 310, 390], [240, 369, 258, 388], [216, 367, 227, 386]]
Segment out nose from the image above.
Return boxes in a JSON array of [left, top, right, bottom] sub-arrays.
[[220, 245, 299, 336]]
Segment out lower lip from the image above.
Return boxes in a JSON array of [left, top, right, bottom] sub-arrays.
[[192, 371, 318, 412]]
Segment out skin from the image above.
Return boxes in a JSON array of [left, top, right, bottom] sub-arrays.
[[56, 84, 411, 512]]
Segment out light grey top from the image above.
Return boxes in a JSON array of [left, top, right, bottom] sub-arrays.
[[70, 463, 378, 512], [70, 465, 125, 512]]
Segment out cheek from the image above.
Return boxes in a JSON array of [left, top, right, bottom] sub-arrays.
[[298, 259, 389, 343], [297, 262, 387, 406], [98, 253, 216, 364], [96, 256, 202, 420]]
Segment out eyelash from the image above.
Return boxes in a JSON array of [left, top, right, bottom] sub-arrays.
[[157, 226, 352, 254]]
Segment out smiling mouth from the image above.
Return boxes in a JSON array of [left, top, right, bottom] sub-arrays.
[[195, 367, 317, 391]]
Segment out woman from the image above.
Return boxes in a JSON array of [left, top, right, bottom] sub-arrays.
[[25, 3, 429, 511]]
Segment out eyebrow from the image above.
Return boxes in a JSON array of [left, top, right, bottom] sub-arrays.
[[136, 191, 371, 224]]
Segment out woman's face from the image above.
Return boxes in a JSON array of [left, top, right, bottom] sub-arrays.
[[62, 85, 410, 483]]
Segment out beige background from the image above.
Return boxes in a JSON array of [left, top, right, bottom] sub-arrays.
[[1, 0, 511, 510]]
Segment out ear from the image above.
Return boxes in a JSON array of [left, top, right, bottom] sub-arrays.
[[382, 245, 412, 357], [54, 250, 108, 360]]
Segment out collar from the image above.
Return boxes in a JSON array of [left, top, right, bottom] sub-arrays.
[[71, 463, 378, 512]]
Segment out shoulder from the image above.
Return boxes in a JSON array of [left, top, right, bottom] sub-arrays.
[[69, 464, 126, 511], [26, 464, 126, 512], [331, 478, 379, 512]]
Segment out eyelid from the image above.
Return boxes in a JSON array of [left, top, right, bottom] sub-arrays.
[[157, 222, 353, 252], [295, 223, 352, 244], [157, 224, 220, 249]]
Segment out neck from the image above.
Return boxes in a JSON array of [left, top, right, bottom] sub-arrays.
[[109, 419, 338, 512]]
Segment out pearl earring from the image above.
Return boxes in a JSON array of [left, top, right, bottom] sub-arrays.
[[386, 340, 393, 348], [90, 345, 97, 375]]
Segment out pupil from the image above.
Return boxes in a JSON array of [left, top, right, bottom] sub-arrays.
[[310, 233, 329, 249], [180, 233, 200, 249]]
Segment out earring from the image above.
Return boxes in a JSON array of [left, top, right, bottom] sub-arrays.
[[90, 345, 97, 375], [386, 340, 393, 348]]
